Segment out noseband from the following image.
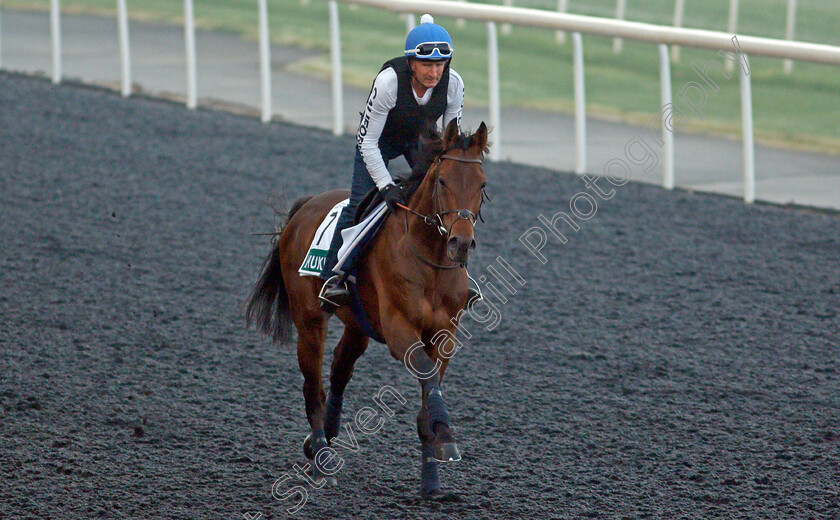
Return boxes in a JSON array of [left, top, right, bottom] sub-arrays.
[[399, 153, 485, 270]]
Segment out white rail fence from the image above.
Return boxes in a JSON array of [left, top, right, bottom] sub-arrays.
[[2, 0, 838, 204], [330, 0, 840, 204], [501, 0, 802, 73]]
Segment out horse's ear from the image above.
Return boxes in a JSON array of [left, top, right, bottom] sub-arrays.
[[443, 118, 460, 148], [471, 122, 488, 153]]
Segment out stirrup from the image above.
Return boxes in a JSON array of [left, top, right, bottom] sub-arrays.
[[319, 275, 349, 312], [465, 272, 484, 309]]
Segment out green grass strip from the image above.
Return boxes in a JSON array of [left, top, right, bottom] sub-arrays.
[[9, 0, 840, 153]]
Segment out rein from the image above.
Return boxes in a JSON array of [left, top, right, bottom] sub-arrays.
[[397, 153, 485, 270]]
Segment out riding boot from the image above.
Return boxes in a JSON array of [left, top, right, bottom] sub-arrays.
[[467, 287, 482, 307], [319, 242, 349, 312], [318, 220, 350, 313], [464, 270, 484, 311], [319, 276, 349, 313]]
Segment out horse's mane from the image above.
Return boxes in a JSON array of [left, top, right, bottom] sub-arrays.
[[398, 124, 482, 199]]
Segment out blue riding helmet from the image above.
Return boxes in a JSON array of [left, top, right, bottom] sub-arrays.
[[404, 14, 454, 60]]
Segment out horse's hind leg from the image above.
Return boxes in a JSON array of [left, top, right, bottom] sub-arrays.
[[294, 318, 338, 484], [324, 325, 369, 442]]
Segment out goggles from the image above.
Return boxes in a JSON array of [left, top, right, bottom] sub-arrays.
[[411, 42, 453, 59]]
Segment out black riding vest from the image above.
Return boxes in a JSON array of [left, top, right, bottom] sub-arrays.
[[377, 57, 450, 151]]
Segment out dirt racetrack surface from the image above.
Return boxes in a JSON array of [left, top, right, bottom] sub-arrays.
[[1, 72, 839, 519]]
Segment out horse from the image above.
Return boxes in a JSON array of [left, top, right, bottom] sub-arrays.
[[245, 119, 488, 497]]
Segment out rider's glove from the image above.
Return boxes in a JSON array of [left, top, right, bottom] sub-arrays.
[[380, 183, 407, 212]]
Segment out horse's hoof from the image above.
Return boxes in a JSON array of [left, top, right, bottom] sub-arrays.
[[303, 433, 315, 460], [313, 475, 338, 487], [434, 442, 461, 463], [423, 490, 460, 502], [312, 458, 340, 486], [303, 433, 328, 460], [307, 433, 341, 483]]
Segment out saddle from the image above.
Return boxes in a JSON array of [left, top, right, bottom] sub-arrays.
[[353, 186, 383, 225], [354, 175, 420, 224]]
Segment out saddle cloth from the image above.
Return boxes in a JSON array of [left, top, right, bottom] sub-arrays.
[[298, 199, 388, 278]]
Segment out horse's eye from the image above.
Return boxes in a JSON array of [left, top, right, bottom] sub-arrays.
[[439, 179, 447, 188]]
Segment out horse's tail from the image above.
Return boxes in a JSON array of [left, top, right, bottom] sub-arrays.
[[245, 196, 312, 344]]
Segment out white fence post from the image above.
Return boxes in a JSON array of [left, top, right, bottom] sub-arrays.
[[457, 0, 466, 28], [658, 44, 674, 190], [329, 1, 344, 136], [725, 0, 739, 72], [572, 32, 586, 174], [501, 0, 512, 35], [184, 0, 197, 109], [50, 0, 62, 84], [784, 0, 797, 74], [0, 7, 4, 70], [258, 0, 272, 123], [671, 0, 684, 62], [487, 21, 501, 161], [740, 54, 754, 203], [613, 0, 626, 54], [405, 13, 415, 33], [727, 0, 739, 34], [117, 0, 132, 97], [555, 0, 567, 44]]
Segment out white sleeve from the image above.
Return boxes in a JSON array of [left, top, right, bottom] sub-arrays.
[[443, 69, 465, 131], [357, 68, 398, 190]]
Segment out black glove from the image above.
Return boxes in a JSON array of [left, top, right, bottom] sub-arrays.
[[380, 183, 407, 211]]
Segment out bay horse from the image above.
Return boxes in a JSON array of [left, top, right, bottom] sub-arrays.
[[245, 119, 488, 497]]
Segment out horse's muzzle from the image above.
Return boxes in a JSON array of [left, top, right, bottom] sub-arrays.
[[447, 236, 476, 264]]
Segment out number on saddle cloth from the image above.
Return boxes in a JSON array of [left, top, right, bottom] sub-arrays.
[[298, 199, 349, 277]]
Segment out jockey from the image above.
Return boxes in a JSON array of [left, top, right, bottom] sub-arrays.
[[318, 14, 465, 312]]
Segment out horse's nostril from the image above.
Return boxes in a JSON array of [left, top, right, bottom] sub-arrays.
[[447, 237, 459, 255], [447, 236, 474, 262]]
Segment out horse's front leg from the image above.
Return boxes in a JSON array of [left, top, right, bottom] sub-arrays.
[[417, 397, 441, 496], [383, 316, 461, 496], [408, 349, 460, 464]]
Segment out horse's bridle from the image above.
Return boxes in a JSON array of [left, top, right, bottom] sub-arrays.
[[398, 152, 487, 270]]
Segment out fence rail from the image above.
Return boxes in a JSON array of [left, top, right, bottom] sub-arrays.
[[327, 0, 840, 204], [342, 0, 840, 64], [4, 0, 839, 205], [493, 0, 804, 70]]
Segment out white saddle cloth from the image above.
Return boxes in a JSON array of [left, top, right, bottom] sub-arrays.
[[298, 199, 388, 277]]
